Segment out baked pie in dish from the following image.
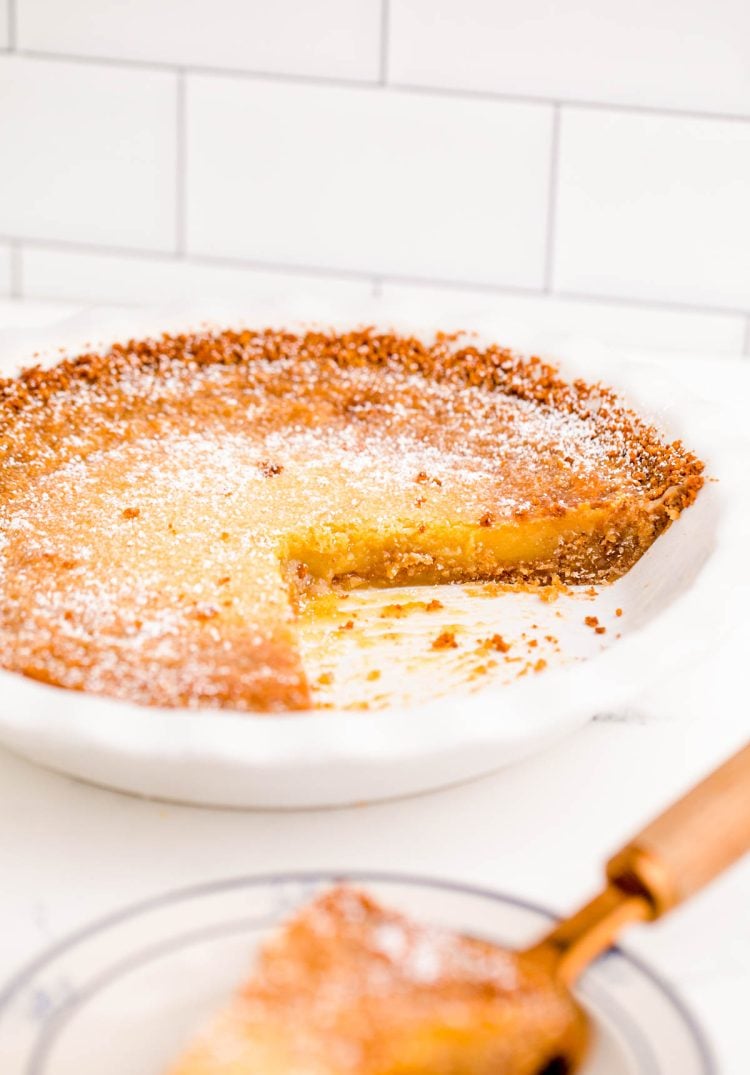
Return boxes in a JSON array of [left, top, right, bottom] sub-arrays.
[[166, 885, 586, 1075], [0, 328, 703, 712]]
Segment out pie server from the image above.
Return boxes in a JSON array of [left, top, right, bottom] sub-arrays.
[[508, 740, 750, 1073]]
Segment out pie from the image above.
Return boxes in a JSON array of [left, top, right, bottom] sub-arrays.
[[0, 327, 703, 711], [166, 885, 587, 1075]]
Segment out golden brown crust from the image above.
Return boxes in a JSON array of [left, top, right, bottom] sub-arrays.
[[0, 327, 704, 712], [0, 326, 704, 499]]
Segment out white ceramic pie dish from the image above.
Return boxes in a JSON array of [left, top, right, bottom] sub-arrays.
[[0, 301, 743, 808]]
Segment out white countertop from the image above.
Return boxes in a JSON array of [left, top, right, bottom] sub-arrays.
[[0, 301, 748, 1073]]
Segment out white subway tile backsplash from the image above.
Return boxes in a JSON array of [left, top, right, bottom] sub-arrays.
[[21, 247, 375, 305], [0, 8, 747, 348], [186, 77, 553, 289], [22, 246, 744, 355], [17, 0, 381, 82], [554, 108, 750, 311], [389, 0, 750, 117], [0, 243, 11, 296], [0, 57, 177, 251], [378, 280, 747, 355]]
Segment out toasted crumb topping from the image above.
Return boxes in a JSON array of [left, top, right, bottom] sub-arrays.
[[0, 326, 704, 712]]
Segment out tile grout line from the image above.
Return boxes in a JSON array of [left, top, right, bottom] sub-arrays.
[[15, 47, 376, 90], [552, 287, 749, 321], [3, 233, 750, 322], [379, 0, 389, 85], [175, 69, 187, 256], [11, 48, 750, 126], [543, 105, 561, 293], [7, 0, 15, 49], [386, 82, 750, 126]]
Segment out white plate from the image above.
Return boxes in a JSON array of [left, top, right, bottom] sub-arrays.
[[0, 302, 744, 808], [0, 872, 714, 1075]]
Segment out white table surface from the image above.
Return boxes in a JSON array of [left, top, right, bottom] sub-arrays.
[[0, 300, 748, 1073]]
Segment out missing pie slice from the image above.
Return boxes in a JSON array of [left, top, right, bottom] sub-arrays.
[[166, 886, 586, 1075], [0, 328, 703, 711]]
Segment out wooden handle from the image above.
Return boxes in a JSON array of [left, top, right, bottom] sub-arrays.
[[607, 741, 750, 918]]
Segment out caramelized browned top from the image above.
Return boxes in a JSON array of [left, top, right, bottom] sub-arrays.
[[0, 327, 703, 506], [0, 327, 704, 711]]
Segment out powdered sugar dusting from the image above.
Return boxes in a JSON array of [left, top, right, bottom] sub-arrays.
[[0, 327, 703, 712], [263, 885, 519, 999], [173, 886, 584, 1074]]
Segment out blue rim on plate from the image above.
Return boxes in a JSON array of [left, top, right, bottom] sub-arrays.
[[0, 871, 716, 1075]]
